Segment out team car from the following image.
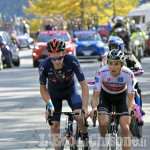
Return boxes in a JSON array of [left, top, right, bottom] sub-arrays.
[[72, 30, 105, 60], [32, 30, 76, 67]]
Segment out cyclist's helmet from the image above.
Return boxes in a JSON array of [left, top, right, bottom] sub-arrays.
[[115, 27, 122, 35], [107, 49, 125, 62], [46, 38, 66, 53], [108, 36, 124, 51]]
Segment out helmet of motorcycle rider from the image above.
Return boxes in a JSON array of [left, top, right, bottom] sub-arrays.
[[46, 38, 66, 58], [108, 36, 124, 51], [134, 24, 141, 32], [107, 49, 125, 62], [115, 16, 124, 23]]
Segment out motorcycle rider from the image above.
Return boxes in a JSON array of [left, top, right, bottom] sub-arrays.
[[130, 24, 148, 56], [111, 16, 126, 36], [103, 36, 142, 71]]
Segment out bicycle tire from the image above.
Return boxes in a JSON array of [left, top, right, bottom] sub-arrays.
[[130, 117, 142, 139], [74, 131, 84, 150], [59, 135, 74, 150]]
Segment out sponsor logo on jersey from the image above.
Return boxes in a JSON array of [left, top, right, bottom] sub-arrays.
[[102, 81, 126, 91], [39, 66, 44, 75], [98, 72, 101, 75], [131, 74, 134, 78], [95, 77, 99, 82], [107, 78, 110, 81], [118, 77, 123, 82], [65, 75, 71, 81], [52, 77, 57, 83]]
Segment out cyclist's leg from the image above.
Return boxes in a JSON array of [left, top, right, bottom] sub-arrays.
[[67, 85, 90, 149], [67, 85, 87, 133], [120, 117, 131, 150], [47, 90, 63, 150], [97, 88, 110, 137], [97, 89, 111, 149], [116, 91, 131, 150]]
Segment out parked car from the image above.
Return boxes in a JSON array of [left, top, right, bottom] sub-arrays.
[[0, 31, 20, 67], [97, 25, 109, 42], [32, 30, 76, 67], [0, 49, 3, 70], [72, 30, 106, 60], [7, 30, 33, 50]]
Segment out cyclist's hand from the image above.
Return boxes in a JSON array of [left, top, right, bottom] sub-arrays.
[[90, 108, 97, 122], [45, 107, 54, 121], [48, 107, 55, 116], [83, 109, 90, 119], [128, 107, 133, 115]]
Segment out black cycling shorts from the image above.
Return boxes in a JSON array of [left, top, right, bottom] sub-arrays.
[[46, 85, 82, 122], [97, 88, 128, 115]]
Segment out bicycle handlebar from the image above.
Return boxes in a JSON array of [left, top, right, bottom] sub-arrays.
[[81, 109, 89, 127], [92, 110, 131, 127], [93, 110, 97, 127], [47, 109, 88, 127]]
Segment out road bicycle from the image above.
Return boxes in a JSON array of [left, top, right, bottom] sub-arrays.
[[93, 104, 129, 150], [47, 109, 89, 150]]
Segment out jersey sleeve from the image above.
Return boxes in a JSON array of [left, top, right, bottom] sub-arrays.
[[93, 69, 102, 92], [127, 73, 135, 93], [38, 63, 47, 85], [72, 57, 85, 82]]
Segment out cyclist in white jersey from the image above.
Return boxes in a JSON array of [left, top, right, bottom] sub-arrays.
[[90, 49, 135, 150]]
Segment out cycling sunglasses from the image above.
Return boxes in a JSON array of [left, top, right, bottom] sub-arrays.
[[51, 56, 63, 61]]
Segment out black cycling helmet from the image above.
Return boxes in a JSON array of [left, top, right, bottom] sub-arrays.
[[46, 38, 66, 53], [107, 49, 125, 62]]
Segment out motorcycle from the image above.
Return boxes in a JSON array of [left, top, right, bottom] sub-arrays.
[[132, 34, 145, 62]]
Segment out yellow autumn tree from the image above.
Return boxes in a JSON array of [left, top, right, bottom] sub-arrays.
[[23, 0, 141, 32]]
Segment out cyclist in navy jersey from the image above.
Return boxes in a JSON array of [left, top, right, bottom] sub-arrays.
[[39, 38, 90, 150], [90, 50, 135, 150]]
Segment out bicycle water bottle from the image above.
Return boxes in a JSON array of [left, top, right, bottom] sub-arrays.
[[134, 104, 142, 123]]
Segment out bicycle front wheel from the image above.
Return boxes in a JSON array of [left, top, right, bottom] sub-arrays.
[[130, 117, 142, 139], [106, 133, 118, 150], [59, 135, 74, 150]]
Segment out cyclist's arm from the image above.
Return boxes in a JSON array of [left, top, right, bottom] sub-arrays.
[[91, 91, 100, 109], [39, 64, 52, 106], [91, 69, 102, 109], [40, 84, 51, 105], [79, 80, 89, 110], [128, 93, 135, 110], [127, 71, 135, 111]]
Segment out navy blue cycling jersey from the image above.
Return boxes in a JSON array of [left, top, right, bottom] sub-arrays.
[[39, 54, 85, 90]]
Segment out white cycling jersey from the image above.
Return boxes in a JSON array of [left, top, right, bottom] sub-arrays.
[[94, 65, 135, 94]]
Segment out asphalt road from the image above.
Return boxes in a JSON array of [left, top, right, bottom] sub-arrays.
[[0, 49, 150, 150]]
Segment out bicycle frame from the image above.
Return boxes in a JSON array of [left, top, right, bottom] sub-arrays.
[[47, 110, 88, 150], [93, 104, 126, 150]]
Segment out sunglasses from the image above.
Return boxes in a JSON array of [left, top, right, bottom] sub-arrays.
[[51, 56, 63, 61]]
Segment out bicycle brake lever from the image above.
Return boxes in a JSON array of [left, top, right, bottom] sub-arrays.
[[131, 110, 135, 116], [81, 109, 89, 127], [93, 110, 97, 127], [47, 109, 53, 126]]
